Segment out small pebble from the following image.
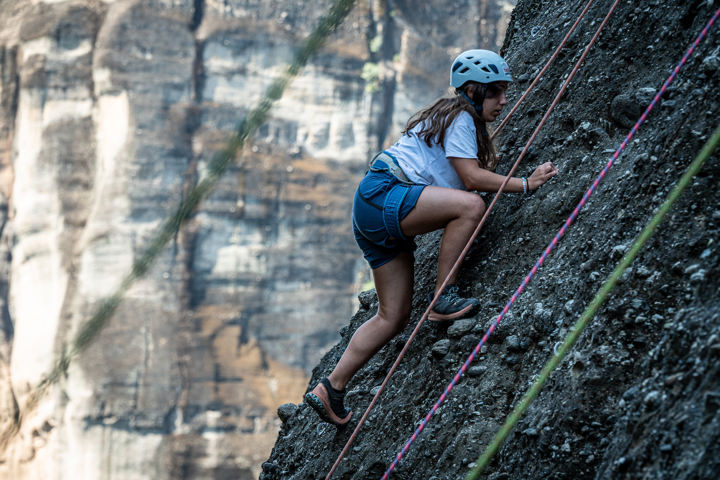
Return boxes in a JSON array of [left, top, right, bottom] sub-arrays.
[[448, 319, 475, 338], [431, 339, 450, 357], [277, 403, 298, 423], [467, 365, 487, 377], [506, 335, 521, 352], [644, 390, 661, 407], [689, 270, 706, 283]]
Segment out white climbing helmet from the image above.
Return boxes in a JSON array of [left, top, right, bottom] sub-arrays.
[[450, 49, 512, 88]]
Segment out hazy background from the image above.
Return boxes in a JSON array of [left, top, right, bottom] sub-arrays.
[[0, 0, 514, 477]]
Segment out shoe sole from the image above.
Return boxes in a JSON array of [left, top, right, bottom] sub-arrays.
[[305, 384, 352, 426], [428, 303, 477, 322]]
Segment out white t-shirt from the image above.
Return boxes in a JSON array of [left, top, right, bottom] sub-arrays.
[[386, 111, 478, 190]]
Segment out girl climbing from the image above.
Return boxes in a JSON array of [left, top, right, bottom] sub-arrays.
[[306, 49, 559, 425]]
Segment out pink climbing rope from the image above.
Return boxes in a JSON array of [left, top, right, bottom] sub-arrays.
[[382, 5, 720, 478], [491, 0, 596, 140], [325, 1, 622, 478]]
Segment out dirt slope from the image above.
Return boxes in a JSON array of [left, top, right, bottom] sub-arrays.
[[264, 0, 720, 478]]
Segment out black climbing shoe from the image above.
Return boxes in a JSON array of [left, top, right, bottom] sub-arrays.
[[428, 285, 480, 322], [305, 377, 352, 426]]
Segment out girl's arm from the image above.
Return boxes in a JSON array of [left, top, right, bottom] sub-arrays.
[[449, 157, 558, 193]]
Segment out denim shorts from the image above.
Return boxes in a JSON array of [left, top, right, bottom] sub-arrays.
[[352, 169, 425, 269]]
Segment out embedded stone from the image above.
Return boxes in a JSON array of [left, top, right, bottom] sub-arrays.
[[277, 403, 298, 423], [431, 339, 451, 357], [447, 319, 475, 338]]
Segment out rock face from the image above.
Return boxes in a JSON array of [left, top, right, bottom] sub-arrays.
[[264, 0, 720, 478], [0, 0, 514, 478]]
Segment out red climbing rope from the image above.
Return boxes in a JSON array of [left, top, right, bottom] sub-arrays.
[[491, 0, 596, 140], [385, 5, 720, 479], [324, 1, 621, 478]]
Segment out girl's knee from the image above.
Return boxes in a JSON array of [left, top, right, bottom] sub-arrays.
[[465, 195, 486, 221], [377, 307, 411, 334]]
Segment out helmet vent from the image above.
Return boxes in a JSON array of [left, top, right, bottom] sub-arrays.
[[450, 49, 512, 88]]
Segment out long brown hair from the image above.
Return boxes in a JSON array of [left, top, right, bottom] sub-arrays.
[[401, 86, 497, 169]]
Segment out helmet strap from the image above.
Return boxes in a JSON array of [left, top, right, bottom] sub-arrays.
[[458, 86, 489, 137], [458, 85, 488, 113]]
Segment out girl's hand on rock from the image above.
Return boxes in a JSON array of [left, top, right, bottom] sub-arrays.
[[528, 162, 559, 191]]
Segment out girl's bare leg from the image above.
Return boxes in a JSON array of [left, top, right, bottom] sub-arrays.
[[327, 252, 414, 390], [400, 186, 485, 294], [327, 186, 484, 390]]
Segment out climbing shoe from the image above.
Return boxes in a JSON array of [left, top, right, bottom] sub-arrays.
[[428, 284, 480, 322], [305, 377, 352, 426]]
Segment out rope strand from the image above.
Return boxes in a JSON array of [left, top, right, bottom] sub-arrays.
[[0, 0, 358, 448], [467, 7, 720, 476], [491, 0, 596, 140], [468, 120, 720, 479], [385, 6, 720, 478], [326, 1, 622, 477]]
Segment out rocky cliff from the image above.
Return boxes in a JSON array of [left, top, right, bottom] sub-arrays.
[[264, 0, 720, 478], [0, 0, 513, 478]]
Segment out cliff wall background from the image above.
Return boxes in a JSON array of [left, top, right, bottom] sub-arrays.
[[265, 0, 720, 478], [0, 0, 514, 478]]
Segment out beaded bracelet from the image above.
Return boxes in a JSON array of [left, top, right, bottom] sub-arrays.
[[522, 177, 528, 195]]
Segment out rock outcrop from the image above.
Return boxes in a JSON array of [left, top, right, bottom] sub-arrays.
[[264, 0, 720, 478], [0, 0, 513, 478]]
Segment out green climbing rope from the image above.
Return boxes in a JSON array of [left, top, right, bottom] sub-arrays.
[[9, 0, 357, 434], [466, 122, 720, 479]]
